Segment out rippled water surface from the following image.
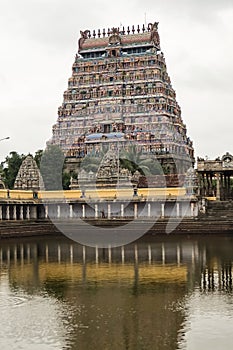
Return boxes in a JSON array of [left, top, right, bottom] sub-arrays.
[[1, 235, 233, 349]]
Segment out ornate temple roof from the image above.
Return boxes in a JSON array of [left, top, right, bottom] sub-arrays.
[[78, 23, 160, 52]]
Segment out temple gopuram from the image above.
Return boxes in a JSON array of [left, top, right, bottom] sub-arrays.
[[49, 22, 194, 182]]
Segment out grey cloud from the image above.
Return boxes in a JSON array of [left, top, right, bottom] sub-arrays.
[[7, 0, 105, 49], [177, 63, 233, 92], [1, 0, 233, 161], [135, 0, 233, 23]]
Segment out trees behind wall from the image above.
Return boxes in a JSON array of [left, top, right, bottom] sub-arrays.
[[0, 146, 71, 190], [0, 151, 25, 189]]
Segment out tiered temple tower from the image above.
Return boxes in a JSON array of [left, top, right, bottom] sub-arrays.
[[49, 22, 194, 175], [14, 155, 42, 191]]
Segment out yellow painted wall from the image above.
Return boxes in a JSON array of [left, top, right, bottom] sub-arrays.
[[0, 189, 34, 200], [0, 187, 186, 201]]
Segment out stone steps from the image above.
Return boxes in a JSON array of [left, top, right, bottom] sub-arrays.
[[206, 201, 233, 219]]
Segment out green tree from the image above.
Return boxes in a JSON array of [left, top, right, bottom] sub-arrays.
[[80, 155, 101, 173], [62, 172, 71, 190], [34, 149, 44, 167], [120, 146, 163, 175], [40, 145, 65, 190], [1, 151, 25, 189], [79, 150, 107, 173]]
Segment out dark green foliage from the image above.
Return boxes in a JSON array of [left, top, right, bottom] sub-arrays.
[[80, 150, 106, 173], [34, 149, 44, 167], [1, 147, 72, 190], [1, 151, 25, 189], [120, 146, 163, 175], [40, 145, 65, 190], [62, 172, 71, 190], [80, 155, 101, 173]]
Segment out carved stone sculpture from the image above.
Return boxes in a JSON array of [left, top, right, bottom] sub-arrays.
[[148, 22, 160, 48], [109, 27, 121, 45], [78, 30, 91, 51]]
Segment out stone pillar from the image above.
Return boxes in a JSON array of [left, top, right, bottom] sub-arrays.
[[148, 203, 151, 218], [224, 174, 227, 199], [191, 202, 195, 217], [26, 206, 30, 220], [202, 174, 205, 196], [6, 206, 10, 220], [121, 204, 124, 218], [210, 174, 213, 195], [82, 204, 85, 218], [0, 206, 2, 220], [107, 204, 111, 219], [13, 205, 17, 220], [20, 206, 24, 220], [31, 206, 37, 219], [203, 173, 207, 196], [69, 204, 73, 218], [220, 174, 223, 198], [209, 173, 212, 196], [134, 203, 138, 219], [45, 205, 49, 219], [95, 204, 98, 219], [228, 175, 231, 198], [57, 205, 61, 219], [207, 173, 210, 196], [161, 203, 165, 219], [216, 173, 220, 201], [176, 203, 180, 218]]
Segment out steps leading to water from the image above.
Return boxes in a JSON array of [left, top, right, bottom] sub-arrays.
[[206, 201, 233, 219]]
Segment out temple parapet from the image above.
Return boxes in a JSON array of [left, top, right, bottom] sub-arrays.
[[78, 23, 160, 53]]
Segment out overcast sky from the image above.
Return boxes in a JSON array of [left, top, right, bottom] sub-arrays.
[[0, 0, 233, 163]]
